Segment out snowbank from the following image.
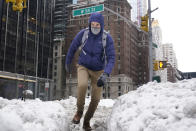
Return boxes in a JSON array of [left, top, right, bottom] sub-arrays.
[[0, 96, 114, 131], [107, 79, 196, 131], [0, 98, 68, 131]]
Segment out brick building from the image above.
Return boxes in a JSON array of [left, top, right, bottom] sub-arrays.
[[61, 0, 149, 99]]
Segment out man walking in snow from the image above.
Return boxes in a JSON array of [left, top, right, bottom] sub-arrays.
[[65, 12, 115, 130]]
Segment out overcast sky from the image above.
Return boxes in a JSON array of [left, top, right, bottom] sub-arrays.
[[151, 0, 196, 72]]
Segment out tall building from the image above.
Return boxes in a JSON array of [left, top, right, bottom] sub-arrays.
[[129, 0, 147, 25], [0, 0, 54, 99], [152, 20, 167, 82], [52, 0, 72, 100], [162, 44, 178, 68], [161, 43, 178, 82], [62, 0, 149, 99]]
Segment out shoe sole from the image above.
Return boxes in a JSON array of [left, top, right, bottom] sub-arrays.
[[72, 119, 80, 124]]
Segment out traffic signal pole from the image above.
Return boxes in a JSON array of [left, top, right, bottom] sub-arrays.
[[0, 0, 4, 46], [148, 0, 153, 81], [148, 0, 158, 81]]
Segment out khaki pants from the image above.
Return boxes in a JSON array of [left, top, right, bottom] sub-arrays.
[[76, 65, 103, 123]]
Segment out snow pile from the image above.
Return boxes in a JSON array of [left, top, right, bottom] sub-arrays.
[[23, 90, 33, 95], [0, 98, 68, 131], [107, 79, 196, 131], [2, 79, 196, 131], [0, 96, 114, 131]]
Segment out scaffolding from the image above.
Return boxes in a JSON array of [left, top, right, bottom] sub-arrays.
[[53, 0, 69, 41]]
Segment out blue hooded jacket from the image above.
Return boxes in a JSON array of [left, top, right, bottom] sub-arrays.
[[65, 12, 115, 75]]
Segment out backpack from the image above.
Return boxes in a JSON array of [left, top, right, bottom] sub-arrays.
[[79, 28, 108, 64]]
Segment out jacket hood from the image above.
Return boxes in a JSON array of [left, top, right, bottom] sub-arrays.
[[88, 12, 104, 35]]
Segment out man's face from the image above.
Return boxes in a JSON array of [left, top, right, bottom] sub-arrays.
[[91, 22, 101, 28]]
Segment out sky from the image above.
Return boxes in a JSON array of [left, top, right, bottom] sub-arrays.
[[151, 0, 196, 72], [1, 79, 196, 131]]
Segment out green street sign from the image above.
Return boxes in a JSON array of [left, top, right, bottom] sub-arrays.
[[153, 76, 161, 83], [73, 4, 104, 17], [152, 43, 158, 48]]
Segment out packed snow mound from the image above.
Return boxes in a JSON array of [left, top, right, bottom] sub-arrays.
[[107, 79, 196, 131], [0, 96, 114, 131], [0, 98, 69, 131]]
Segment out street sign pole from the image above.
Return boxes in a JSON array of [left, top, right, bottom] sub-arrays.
[[0, 0, 4, 46], [148, 0, 153, 81]]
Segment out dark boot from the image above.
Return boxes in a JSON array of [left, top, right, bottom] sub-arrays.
[[72, 111, 83, 124], [83, 121, 92, 131]]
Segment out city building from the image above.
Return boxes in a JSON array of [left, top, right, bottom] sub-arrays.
[[0, 0, 54, 100], [152, 20, 167, 82], [61, 0, 149, 99], [162, 43, 178, 68], [167, 63, 176, 82], [129, 0, 147, 25], [161, 43, 178, 82], [52, 0, 72, 100]]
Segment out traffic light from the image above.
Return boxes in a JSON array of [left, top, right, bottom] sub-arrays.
[[159, 61, 167, 69], [5, 0, 25, 12], [23, 0, 27, 8], [6, 0, 16, 3], [153, 61, 159, 71], [141, 15, 148, 32]]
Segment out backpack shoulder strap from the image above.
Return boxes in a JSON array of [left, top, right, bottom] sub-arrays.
[[82, 28, 89, 44], [102, 30, 108, 64], [79, 28, 89, 51], [102, 30, 108, 48]]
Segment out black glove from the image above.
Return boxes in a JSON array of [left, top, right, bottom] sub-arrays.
[[97, 73, 109, 87], [65, 64, 71, 73]]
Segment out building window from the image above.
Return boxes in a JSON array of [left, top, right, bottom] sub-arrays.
[[118, 42, 120, 46], [118, 93, 121, 96], [55, 59, 57, 63], [54, 72, 57, 76], [108, 93, 110, 98], [118, 78, 121, 81], [118, 56, 120, 60], [103, 93, 105, 98], [117, 7, 120, 12], [54, 65, 57, 70], [55, 52, 57, 57], [55, 46, 58, 50], [118, 86, 121, 91]]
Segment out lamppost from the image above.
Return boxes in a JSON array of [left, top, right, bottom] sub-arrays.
[[148, 0, 158, 81]]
